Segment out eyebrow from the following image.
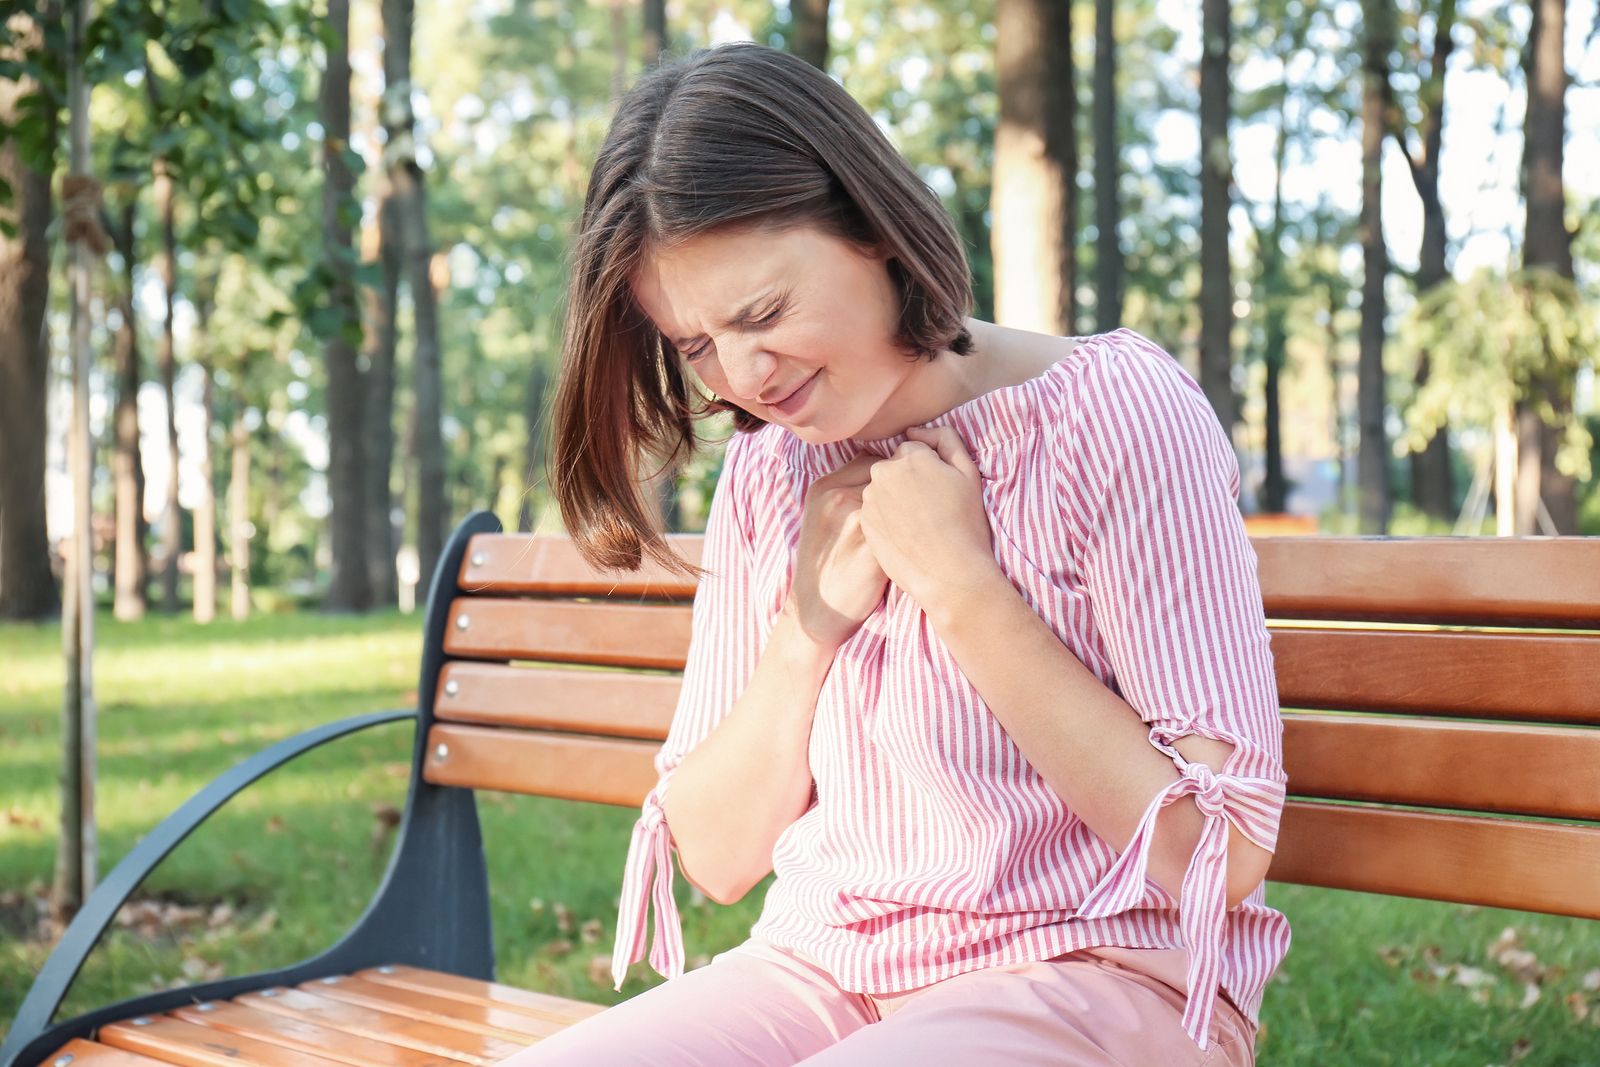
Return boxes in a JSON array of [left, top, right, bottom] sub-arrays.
[[670, 288, 787, 348]]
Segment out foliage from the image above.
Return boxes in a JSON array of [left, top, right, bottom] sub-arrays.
[[1391, 267, 1599, 481]]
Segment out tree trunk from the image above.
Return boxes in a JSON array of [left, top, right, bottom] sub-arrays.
[[193, 364, 217, 623], [519, 359, 551, 533], [1398, 0, 1458, 521], [230, 408, 251, 619], [1258, 61, 1294, 514], [993, 0, 1075, 337], [109, 202, 148, 620], [1093, 0, 1121, 332], [1198, 0, 1234, 435], [150, 155, 182, 611], [1328, 281, 1348, 510], [0, 8, 62, 622], [384, 0, 446, 597], [56, 0, 98, 918], [1357, 0, 1393, 534], [791, 0, 830, 70], [366, 81, 402, 608], [642, 0, 666, 67], [323, 0, 372, 611], [1518, 0, 1576, 534]]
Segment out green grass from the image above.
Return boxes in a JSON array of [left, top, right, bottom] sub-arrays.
[[3, 611, 1598, 1065]]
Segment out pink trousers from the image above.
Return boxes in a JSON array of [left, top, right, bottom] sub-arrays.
[[495, 935, 1257, 1066]]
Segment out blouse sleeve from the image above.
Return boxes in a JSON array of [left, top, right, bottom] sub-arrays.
[[1059, 331, 1288, 1053], [610, 429, 770, 991]]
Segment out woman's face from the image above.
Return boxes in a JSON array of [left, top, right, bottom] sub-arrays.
[[630, 223, 930, 445]]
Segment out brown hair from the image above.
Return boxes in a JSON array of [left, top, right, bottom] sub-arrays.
[[547, 41, 974, 579]]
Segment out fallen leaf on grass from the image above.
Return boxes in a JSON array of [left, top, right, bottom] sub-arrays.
[[1565, 991, 1589, 1022], [1, 808, 44, 831], [546, 939, 573, 958], [579, 918, 602, 945], [180, 957, 225, 982], [1487, 927, 1547, 985], [587, 955, 611, 988]]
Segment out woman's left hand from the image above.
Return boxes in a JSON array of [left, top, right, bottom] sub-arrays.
[[858, 424, 1003, 619]]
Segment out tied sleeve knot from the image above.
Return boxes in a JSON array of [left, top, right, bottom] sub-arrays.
[[1075, 753, 1285, 1053], [610, 783, 685, 992]]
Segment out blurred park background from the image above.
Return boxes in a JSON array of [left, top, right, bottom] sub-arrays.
[[3, 1, 1599, 1062]]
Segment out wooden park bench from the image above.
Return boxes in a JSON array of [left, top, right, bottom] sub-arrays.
[[6, 511, 1599, 1066], [1241, 512, 1319, 537]]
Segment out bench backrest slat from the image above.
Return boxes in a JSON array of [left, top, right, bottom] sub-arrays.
[[426, 724, 658, 807], [1270, 801, 1600, 920], [1273, 628, 1600, 723], [1256, 537, 1600, 626], [434, 662, 679, 738], [1281, 713, 1600, 820], [442, 599, 691, 669]]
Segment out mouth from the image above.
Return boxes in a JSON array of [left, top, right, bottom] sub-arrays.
[[768, 371, 820, 416]]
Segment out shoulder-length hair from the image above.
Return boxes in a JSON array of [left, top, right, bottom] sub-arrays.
[[547, 41, 974, 579]]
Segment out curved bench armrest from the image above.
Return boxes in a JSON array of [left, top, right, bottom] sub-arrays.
[[1, 708, 415, 1066]]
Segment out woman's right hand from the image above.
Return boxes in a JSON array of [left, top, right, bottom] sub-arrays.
[[783, 451, 891, 651]]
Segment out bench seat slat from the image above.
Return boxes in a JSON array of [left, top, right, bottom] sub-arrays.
[[45, 1039, 178, 1066], [1256, 537, 1600, 626], [1273, 628, 1600, 723], [459, 533, 700, 598], [442, 599, 690, 669], [98, 1016, 353, 1067], [352, 967, 604, 1027], [168, 1003, 456, 1067], [1269, 799, 1600, 918], [236, 989, 522, 1065], [296, 978, 564, 1042], [423, 725, 658, 805], [433, 663, 677, 739]]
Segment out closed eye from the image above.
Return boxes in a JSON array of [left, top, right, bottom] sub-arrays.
[[680, 302, 786, 363]]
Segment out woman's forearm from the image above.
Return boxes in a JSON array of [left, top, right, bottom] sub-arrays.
[[660, 600, 838, 905]]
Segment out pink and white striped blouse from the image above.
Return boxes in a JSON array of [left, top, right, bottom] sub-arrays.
[[610, 327, 1291, 1053]]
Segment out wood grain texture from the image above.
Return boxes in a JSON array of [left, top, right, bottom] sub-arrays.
[[169, 1002, 452, 1067], [1281, 712, 1600, 819], [98, 1015, 352, 1067], [441, 598, 690, 669], [1271, 627, 1600, 723], [422, 725, 657, 806], [352, 966, 605, 1027], [1254, 536, 1600, 626], [293, 978, 563, 1042], [432, 662, 677, 739], [456, 533, 700, 598], [235, 988, 524, 1065], [1268, 800, 1600, 918]]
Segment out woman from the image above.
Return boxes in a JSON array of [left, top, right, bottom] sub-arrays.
[[508, 41, 1288, 1067]]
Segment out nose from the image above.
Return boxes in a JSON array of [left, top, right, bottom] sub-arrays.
[[719, 340, 778, 404]]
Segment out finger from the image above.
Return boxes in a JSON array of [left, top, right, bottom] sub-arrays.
[[828, 452, 880, 486], [908, 425, 979, 479]]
